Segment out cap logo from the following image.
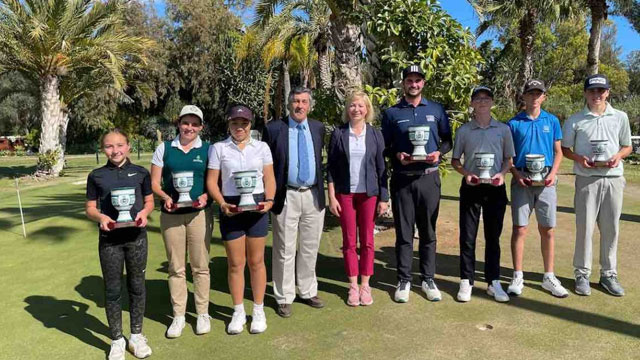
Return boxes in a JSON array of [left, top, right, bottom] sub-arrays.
[[589, 77, 606, 85], [528, 80, 542, 86], [411, 65, 419, 73]]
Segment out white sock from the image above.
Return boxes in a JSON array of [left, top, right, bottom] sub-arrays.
[[513, 271, 523, 279], [544, 272, 554, 279], [233, 303, 245, 314], [130, 333, 141, 340], [253, 303, 264, 312]]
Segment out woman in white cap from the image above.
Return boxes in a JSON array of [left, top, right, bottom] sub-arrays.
[[150, 105, 213, 338], [207, 104, 275, 334]]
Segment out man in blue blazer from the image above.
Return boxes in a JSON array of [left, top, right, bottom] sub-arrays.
[[262, 87, 326, 318]]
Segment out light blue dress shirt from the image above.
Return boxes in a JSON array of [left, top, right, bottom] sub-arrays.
[[287, 117, 317, 186]]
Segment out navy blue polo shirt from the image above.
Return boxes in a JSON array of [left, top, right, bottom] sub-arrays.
[[86, 159, 152, 240], [381, 97, 452, 173]]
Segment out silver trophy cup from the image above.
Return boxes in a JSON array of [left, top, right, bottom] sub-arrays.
[[474, 152, 495, 183], [408, 125, 430, 161], [232, 170, 260, 212], [110, 187, 136, 228], [525, 154, 546, 184], [172, 171, 194, 207], [590, 139, 609, 166]]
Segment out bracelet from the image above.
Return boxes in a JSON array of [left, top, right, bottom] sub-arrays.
[[265, 199, 274, 203]]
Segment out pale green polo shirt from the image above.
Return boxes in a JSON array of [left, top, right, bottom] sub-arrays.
[[452, 118, 516, 177], [561, 103, 631, 177]]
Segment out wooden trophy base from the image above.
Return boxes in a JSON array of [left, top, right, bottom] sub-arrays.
[[229, 204, 265, 213], [108, 218, 142, 230], [588, 160, 609, 167], [524, 179, 550, 187], [172, 201, 200, 209], [471, 177, 500, 186]]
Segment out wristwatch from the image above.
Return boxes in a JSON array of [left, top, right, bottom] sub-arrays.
[[265, 198, 275, 203]]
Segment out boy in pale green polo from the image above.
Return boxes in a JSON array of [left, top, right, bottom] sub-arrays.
[[561, 74, 632, 297]]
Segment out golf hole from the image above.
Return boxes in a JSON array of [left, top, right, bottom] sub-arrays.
[[476, 324, 493, 331]]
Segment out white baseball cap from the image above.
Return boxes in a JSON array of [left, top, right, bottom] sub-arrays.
[[179, 105, 204, 123]]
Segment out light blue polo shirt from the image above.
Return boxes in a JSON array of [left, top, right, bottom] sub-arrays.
[[508, 109, 562, 168], [287, 117, 316, 187]]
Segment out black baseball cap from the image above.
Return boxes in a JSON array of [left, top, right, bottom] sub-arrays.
[[584, 74, 610, 90], [226, 105, 254, 122], [471, 86, 494, 99], [523, 79, 546, 93], [402, 64, 425, 80]]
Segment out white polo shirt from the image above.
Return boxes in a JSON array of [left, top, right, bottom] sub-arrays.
[[208, 137, 273, 196], [562, 103, 631, 177], [348, 124, 367, 193], [151, 136, 204, 167]]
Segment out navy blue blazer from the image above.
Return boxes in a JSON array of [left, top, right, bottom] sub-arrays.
[[262, 117, 326, 214], [327, 123, 389, 202]]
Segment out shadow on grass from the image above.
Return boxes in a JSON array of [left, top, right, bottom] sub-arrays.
[[0, 165, 36, 179], [372, 246, 640, 339], [0, 192, 87, 228], [24, 295, 110, 353], [28, 225, 80, 242]]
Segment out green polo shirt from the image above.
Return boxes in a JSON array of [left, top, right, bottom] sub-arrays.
[[562, 103, 631, 177], [452, 118, 516, 177], [161, 140, 210, 214]]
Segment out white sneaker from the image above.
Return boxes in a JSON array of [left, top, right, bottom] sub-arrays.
[[457, 279, 472, 302], [542, 275, 569, 298], [108, 338, 126, 360], [227, 311, 247, 335], [421, 278, 442, 301], [487, 280, 510, 302], [394, 280, 411, 303], [250, 309, 267, 334], [507, 277, 524, 296], [128, 333, 152, 359], [166, 315, 185, 338], [196, 313, 211, 335]]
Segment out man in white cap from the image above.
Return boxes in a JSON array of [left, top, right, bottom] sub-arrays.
[[562, 74, 632, 297]]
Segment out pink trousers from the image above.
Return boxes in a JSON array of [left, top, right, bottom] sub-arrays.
[[336, 193, 377, 277]]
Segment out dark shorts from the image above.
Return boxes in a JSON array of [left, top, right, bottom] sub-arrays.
[[219, 193, 269, 241]]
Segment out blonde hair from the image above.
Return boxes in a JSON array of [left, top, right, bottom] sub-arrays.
[[342, 91, 375, 124]]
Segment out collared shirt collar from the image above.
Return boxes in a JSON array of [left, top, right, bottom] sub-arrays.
[[470, 118, 500, 129], [348, 122, 366, 137], [223, 136, 256, 149], [171, 135, 202, 149], [582, 102, 615, 118], [398, 97, 428, 108], [105, 158, 130, 169], [288, 116, 308, 129]]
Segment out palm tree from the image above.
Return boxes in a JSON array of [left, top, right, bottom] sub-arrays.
[[254, 0, 362, 97], [0, 0, 154, 176], [585, 0, 638, 74], [471, 0, 578, 89]]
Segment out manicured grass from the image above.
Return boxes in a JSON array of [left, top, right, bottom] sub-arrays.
[[1, 156, 639, 359]]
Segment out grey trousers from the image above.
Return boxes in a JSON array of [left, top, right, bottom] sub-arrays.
[[271, 188, 325, 304], [573, 175, 625, 278]]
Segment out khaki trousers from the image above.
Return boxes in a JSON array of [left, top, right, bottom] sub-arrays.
[[573, 175, 625, 278], [271, 188, 325, 304], [160, 208, 212, 316]]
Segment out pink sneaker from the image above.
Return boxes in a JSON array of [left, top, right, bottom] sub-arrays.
[[347, 283, 360, 306], [360, 284, 373, 306]]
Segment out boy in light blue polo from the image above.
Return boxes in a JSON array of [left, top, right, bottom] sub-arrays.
[[507, 79, 568, 298]]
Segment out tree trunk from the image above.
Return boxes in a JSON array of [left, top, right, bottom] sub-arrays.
[[587, 0, 607, 75], [37, 75, 65, 177], [329, 16, 363, 100], [318, 46, 332, 89], [275, 69, 283, 120], [263, 71, 273, 123], [516, 7, 537, 106], [283, 60, 291, 115]]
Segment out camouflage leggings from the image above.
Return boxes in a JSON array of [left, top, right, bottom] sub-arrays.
[[99, 233, 147, 340]]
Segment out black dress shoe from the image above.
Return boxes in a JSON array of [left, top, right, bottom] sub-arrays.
[[277, 303, 292, 318], [301, 296, 325, 308]]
